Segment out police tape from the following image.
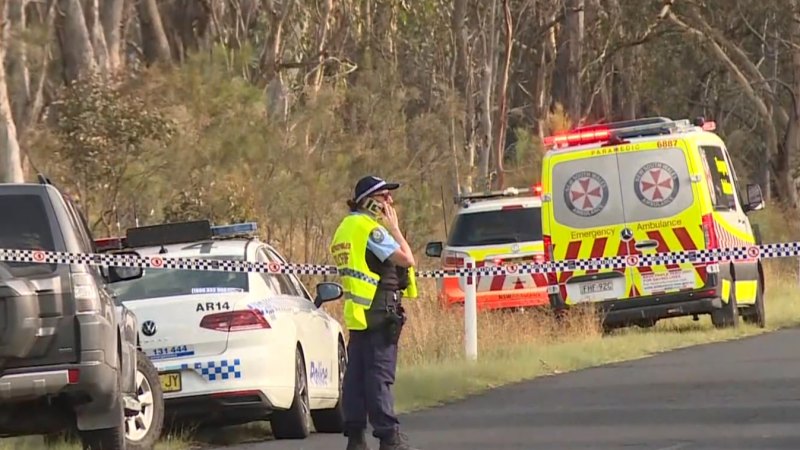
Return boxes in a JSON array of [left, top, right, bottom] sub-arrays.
[[0, 242, 794, 279]]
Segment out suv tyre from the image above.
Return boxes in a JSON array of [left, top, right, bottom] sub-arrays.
[[126, 351, 164, 449]]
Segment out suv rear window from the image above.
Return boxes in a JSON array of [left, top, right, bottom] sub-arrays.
[[447, 207, 543, 247], [0, 194, 58, 276]]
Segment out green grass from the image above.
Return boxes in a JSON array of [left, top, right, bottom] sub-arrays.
[[3, 269, 798, 449]]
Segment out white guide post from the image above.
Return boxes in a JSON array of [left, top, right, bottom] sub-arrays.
[[460, 256, 478, 361]]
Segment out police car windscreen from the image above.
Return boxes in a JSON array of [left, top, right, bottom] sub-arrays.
[[0, 194, 58, 277], [109, 255, 249, 301], [447, 207, 543, 247]]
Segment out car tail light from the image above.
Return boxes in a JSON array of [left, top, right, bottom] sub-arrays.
[[68, 369, 80, 384], [71, 272, 101, 314], [200, 310, 271, 332], [701, 214, 718, 249], [542, 235, 553, 262], [443, 250, 469, 268], [501, 204, 524, 210]]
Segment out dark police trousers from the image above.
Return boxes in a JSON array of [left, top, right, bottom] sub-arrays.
[[342, 290, 405, 440]]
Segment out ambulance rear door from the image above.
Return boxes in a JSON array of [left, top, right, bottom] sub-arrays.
[[545, 147, 634, 305], [617, 139, 708, 298]]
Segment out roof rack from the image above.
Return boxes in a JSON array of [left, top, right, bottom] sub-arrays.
[[543, 116, 716, 150], [454, 184, 542, 206]]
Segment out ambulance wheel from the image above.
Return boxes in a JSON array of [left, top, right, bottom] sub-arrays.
[[711, 284, 739, 329], [742, 278, 766, 328]]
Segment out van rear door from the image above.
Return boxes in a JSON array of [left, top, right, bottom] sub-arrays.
[[618, 141, 709, 298], [544, 148, 633, 305]]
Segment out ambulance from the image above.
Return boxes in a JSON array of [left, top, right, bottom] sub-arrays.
[[539, 116, 766, 329], [425, 186, 550, 311]]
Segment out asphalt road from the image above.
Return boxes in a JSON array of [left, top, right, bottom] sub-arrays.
[[219, 328, 800, 450]]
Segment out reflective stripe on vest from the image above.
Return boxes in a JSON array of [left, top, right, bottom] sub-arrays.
[[330, 213, 383, 330]]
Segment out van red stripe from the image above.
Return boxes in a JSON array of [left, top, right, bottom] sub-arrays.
[[585, 237, 608, 275], [647, 230, 680, 270], [673, 226, 708, 283], [673, 227, 697, 250], [558, 240, 582, 284]]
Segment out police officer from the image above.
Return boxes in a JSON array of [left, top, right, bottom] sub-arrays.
[[330, 175, 420, 450]]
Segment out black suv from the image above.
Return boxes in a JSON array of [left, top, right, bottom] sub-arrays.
[[0, 181, 164, 449]]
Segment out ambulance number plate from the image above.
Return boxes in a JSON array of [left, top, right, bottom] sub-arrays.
[[579, 280, 614, 296]]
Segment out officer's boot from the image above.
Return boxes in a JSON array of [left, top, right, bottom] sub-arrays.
[[346, 429, 372, 450], [379, 430, 420, 450]]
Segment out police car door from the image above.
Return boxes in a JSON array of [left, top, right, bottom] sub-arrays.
[[262, 247, 332, 391]]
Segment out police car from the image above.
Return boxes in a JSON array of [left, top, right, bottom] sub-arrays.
[[425, 186, 550, 311], [540, 116, 766, 330], [95, 220, 347, 439]]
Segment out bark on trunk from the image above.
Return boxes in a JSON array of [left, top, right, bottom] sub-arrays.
[[0, 0, 25, 183], [136, 0, 171, 65], [99, 0, 125, 72], [83, 0, 109, 76], [5, 0, 28, 127], [56, 0, 96, 84]]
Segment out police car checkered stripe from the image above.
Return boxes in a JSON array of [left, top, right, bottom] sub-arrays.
[[0, 242, 783, 278]]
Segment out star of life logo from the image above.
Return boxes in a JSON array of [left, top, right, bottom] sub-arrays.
[[634, 162, 679, 208], [564, 171, 609, 217]]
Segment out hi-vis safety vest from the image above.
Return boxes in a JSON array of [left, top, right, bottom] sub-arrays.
[[330, 213, 417, 331]]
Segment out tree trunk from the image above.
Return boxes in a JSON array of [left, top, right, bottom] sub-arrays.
[[56, 0, 96, 84], [83, 0, 109, 76], [493, 0, 513, 190], [136, 0, 171, 65], [477, 0, 498, 190], [0, 0, 25, 182], [5, 0, 28, 127], [99, 0, 125, 72]]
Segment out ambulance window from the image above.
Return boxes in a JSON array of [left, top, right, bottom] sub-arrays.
[[550, 153, 625, 229], [618, 147, 695, 223], [700, 145, 736, 211], [447, 207, 543, 246]]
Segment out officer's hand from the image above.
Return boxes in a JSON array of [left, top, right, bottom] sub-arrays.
[[383, 204, 401, 232]]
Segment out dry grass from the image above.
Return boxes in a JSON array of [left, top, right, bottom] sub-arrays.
[[4, 260, 799, 449]]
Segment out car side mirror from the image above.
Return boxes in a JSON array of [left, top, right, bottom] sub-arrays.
[[744, 183, 765, 213], [425, 241, 443, 258], [100, 251, 144, 283], [314, 282, 344, 308]]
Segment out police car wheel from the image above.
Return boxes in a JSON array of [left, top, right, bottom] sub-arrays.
[[271, 347, 312, 439], [311, 339, 346, 433]]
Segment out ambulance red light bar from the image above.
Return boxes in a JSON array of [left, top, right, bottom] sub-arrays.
[[543, 129, 611, 148]]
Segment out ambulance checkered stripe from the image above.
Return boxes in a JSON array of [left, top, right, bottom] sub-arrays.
[[0, 243, 791, 278]]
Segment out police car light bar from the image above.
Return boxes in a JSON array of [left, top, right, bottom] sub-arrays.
[[454, 185, 540, 205], [94, 236, 126, 252], [211, 222, 258, 238], [126, 220, 213, 248]]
